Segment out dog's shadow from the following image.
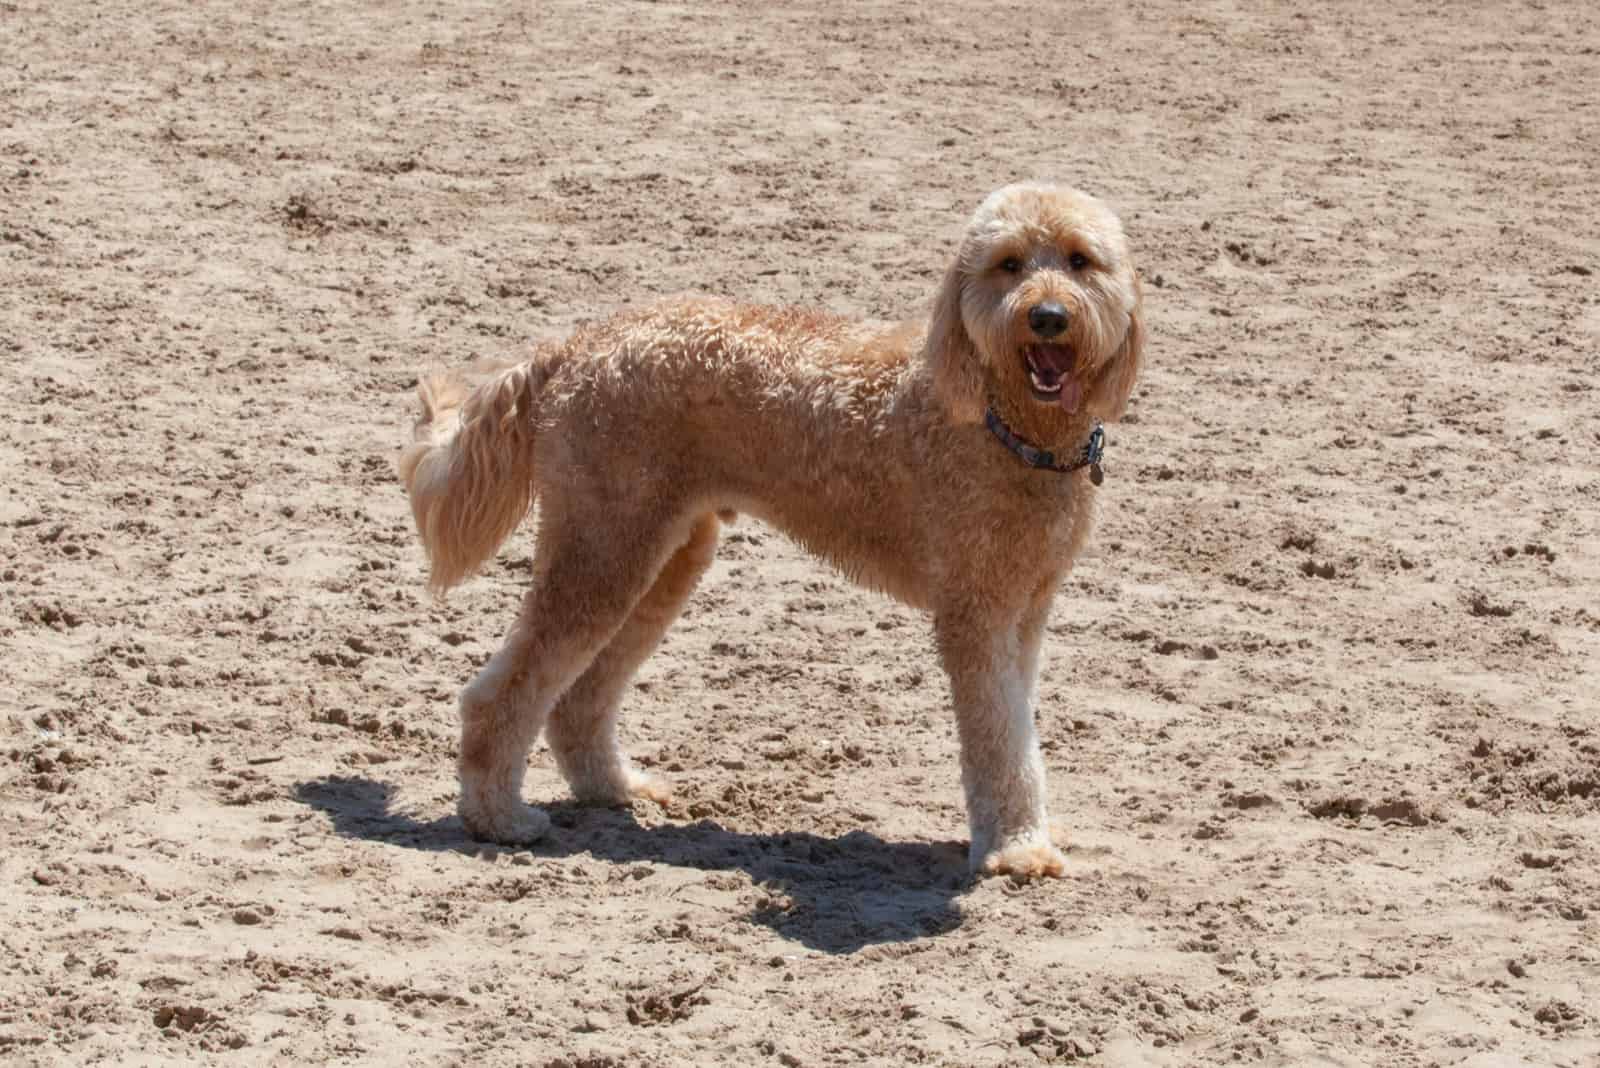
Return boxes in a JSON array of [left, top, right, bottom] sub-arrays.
[[293, 776, 970, 954]]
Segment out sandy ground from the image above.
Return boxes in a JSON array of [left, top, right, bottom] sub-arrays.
[[3, 0, 1599, 1064]]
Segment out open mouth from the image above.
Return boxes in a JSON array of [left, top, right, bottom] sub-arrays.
[[1023, 343, 1083, 412]]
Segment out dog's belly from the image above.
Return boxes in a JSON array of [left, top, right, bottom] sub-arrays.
[[691, 422, 934, 607], [607, 351, 935, 606], [723, 487, 935, 610]]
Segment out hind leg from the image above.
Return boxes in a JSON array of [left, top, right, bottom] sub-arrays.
[[455, 504, 687, 844], [547, 513, 719, 805]]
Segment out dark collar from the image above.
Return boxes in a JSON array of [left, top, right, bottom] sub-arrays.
[[983, 408, 1106, 485]]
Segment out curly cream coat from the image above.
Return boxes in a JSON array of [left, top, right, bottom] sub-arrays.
[[398, 182, 1144, 877]]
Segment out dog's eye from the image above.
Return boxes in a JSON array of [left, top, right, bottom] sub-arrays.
[[998, 257, 1023, 274], [1068, 251, 1091, 271]]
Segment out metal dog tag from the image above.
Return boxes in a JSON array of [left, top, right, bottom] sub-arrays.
[[1089, 463, 1104, 486]]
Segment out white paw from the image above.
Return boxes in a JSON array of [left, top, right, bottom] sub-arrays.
[[568, 765, 672, 807], [622, 768, 672, 806], [972, 834, 1067, 879], [460, 799, 551, 845]]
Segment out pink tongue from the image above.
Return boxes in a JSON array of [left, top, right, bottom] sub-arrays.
[[1059, 378, 1083, 413]]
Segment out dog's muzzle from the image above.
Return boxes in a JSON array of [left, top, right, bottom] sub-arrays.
[[1023, 342, 1081, 412]]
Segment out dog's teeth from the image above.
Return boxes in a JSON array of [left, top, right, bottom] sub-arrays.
[[1029, 370, 1061, 394]]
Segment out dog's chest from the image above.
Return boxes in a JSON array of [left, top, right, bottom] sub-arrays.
[[936, 471, 1093, 573], [1014, 488, 1093, 563]]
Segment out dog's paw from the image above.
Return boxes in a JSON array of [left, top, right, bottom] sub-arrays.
[[460, 801, 552, 845], [974, 838, 1067, 880], [570, 766, 672, 807], [624, 769, 673, 806]]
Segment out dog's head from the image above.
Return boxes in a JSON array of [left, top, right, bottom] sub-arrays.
[[925, 183, 1144, 428]]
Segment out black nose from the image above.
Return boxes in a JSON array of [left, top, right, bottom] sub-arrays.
[[1028, 302, 1069, 338]]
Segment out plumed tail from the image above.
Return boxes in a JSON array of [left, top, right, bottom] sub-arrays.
[[397, 358, 546, 594]]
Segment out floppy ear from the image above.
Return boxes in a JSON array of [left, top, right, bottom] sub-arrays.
[[1087, 272, 1144, 421], [924, 255, 986, 424]]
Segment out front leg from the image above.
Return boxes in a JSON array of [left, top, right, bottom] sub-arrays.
[[935, 602, 1065, 879]]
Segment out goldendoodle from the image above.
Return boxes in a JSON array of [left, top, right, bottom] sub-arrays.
[[398, 181, 1144, 878]]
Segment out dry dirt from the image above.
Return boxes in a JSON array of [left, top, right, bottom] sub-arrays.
[[3, 1, 1598, 1065]]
